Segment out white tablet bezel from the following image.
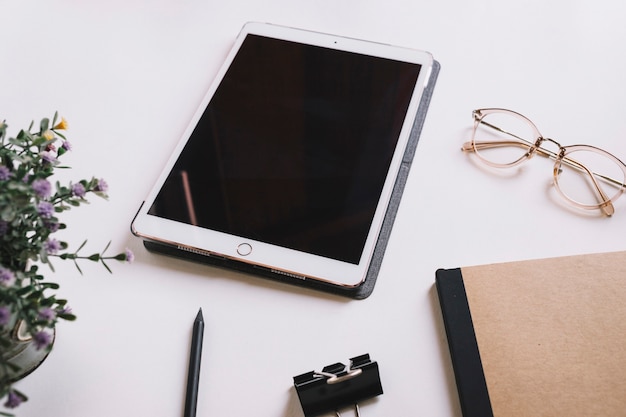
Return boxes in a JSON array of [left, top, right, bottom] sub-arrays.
[[131, 22, 434, 288]]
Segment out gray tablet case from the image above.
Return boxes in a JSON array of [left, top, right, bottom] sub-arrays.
[[138, 60, 440, 299]]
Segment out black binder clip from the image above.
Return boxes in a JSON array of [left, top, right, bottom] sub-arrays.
[[293, 353, 383, 416]]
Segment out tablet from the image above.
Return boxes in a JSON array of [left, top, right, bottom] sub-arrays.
[[131, 22, 436, 292]]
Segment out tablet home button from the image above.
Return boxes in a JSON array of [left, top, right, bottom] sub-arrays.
[[237, 243, 252, 256]]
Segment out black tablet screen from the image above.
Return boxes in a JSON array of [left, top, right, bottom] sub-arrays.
[[148, 34, 421, 264]]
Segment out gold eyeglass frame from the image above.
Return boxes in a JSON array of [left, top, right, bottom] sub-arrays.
[[462, 108, 626, 216]]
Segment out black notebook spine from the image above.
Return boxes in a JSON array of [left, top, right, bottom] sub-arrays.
[[435, 268, 494, 417]]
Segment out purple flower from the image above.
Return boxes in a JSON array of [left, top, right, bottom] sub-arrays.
[[44, 238, 61, 255], [125, 248, 135, 263], [41, 150, 57, 164], [62, 141, 72, 151], [59, 305, 73, 315], [32, 330, 52, 350], [38, 307, 57, 321], [4, 390, 25, 409], [0, 166, 11, 181], [94, 178, 108, 193], [32, 178, 52, 199], [0, 267, 16, 287], [37, 201, 54, 218], [71, 182, 86, 197], [0, 306, 11, 326], [0, 220, 8, 236], [44, 220, 60, 233]]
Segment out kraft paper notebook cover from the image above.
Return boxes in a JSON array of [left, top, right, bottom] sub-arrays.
[[435, 251, 626, 417]]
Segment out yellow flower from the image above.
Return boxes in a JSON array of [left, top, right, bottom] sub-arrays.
[[42, 130, 55, 141], [53, 117, 68, 130]]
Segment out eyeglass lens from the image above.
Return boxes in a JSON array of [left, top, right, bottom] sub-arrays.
[[555, 148, 626, 207], [473, 112, 537, 166]]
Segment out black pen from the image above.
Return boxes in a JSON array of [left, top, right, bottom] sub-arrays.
[[184, 308, 204, 417]]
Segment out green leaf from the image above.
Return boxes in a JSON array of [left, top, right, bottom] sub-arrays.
[[101, 259, 112, 274], [27, 289, 43, 300], [47, 258, 56, 273], [39, 118, 49, 134], [39, 247, 49, 264], [58, 313, 77, 321], [73, 259, 83, 275], [16, 285, 34, 297], [76, 240, 87, 252]]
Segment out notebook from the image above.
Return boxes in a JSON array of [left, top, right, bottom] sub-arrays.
[[435, 251, 626, 416]]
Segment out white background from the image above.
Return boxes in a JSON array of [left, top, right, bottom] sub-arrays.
[[2, 1, 626, 416]]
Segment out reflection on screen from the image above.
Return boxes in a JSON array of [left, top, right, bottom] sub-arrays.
[[148, 34, 421, 264]]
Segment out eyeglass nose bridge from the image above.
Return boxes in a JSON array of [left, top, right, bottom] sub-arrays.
[[543, 137, 562, 149], [531, 137, 565, 161]]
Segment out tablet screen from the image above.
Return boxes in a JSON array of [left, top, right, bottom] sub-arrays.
[[146, 34, 422, 265]]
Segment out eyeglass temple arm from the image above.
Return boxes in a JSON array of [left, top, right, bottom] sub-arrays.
[[567, 160, 615, 216]]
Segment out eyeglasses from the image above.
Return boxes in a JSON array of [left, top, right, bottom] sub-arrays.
[[462, 108, 626, 216]]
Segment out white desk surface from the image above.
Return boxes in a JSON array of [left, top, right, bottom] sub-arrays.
[[2, 1, 626, 416]]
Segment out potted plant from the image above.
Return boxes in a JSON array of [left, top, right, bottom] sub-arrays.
[[0, 113, 132, 414]]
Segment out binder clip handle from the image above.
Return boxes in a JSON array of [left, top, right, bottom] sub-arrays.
[[314, 365, 362, 385], [293, 354, 383, 417]]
